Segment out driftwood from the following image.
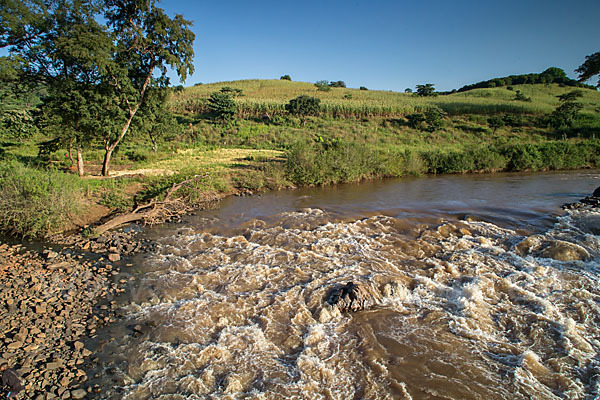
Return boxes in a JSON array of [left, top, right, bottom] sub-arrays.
[[93, 175, 217, 235]]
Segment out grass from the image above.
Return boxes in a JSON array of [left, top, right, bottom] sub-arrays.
[[171, 80, 600, 118], [1, 78, 599, 238]]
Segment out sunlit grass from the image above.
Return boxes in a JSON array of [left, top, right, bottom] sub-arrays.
[[170, 80, 600, 118]]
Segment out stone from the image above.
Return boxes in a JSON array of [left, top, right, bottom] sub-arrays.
[[594, 186, 600, 198], [540, 240, 590, 262], [7, 341, 23, 350], [107, 253, 120, 262], [73, 341, 85, 351], [45, 250, 59, 260], [71, 389, 87, 399], [326, 281, 379, 313]]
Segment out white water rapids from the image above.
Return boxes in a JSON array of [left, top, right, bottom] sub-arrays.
[[91, 171, 600, 399]]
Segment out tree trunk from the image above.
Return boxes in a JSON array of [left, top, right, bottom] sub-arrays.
[[101, 145, 114, 176], [102, 69, 154, 176], [149, 131, 158, 152], [76, 144, 85, 177], [68, 141, 74, 166]]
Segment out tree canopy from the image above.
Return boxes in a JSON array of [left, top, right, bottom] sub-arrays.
[[0, 0, 195, 176], [576, 51, 600, 88]]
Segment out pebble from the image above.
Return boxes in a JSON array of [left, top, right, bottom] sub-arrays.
[[0, 227, 148, 399]]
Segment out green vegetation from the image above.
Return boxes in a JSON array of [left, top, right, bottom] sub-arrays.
[[457, 67, 594, 92], [0, 160, 85, 238], [1, 10, 600, 244]]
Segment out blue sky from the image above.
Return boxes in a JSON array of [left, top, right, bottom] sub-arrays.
[[160, 0, 600, 91]]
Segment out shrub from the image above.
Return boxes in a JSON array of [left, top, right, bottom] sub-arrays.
[[0, 109, 39, 141], [314, 80, 331, 91], [329, 81, 346, 88], [416, 83, 436, 97], [406, 113, 426, 129], [0, 161, 84, 238], [359, 86, 368, 91], [513, 90, 531, 102], [280, 75, 291, 81], [285, 95, 321, 118], [208, 91, 237, 120], [488, 115, 505, 133]]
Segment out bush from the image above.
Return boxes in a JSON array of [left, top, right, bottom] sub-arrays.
[[329, 81, 346, 88], [285, 95, 321, 118], [0, 161, 84, 238], [0, 109, 39, 140], [208, 91, 237, 120], [314, 80, 331, 92], [280, 75, 291, 81], [360, 86, 368, 91], [285, 139, 375, 185]]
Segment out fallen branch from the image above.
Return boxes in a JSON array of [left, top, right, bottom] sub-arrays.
[[92, 175, 218, 236]]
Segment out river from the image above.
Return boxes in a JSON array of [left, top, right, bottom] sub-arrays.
[[90, 170, 600, 399]]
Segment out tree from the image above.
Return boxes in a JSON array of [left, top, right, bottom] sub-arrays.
[[329, 80, 346, 88], [286, 95, 320, 126], [488, 116, 505, 134], [132, 87, 176, 152], [550, 90, 584, 128], [406, 113, 425, 129], [100, 0, 195, 176], [359, 86, 368, 91], [208, 91, 236, 121], [424, 106, 446, 131], [404, 88, 413, 93], [314, 80, 331, 91], [1, 0, 114, 175], [280, 74, 291, 81], [0, 0, 195, 177], [416, 83, 436, 97], [576, 51, 600, 88]]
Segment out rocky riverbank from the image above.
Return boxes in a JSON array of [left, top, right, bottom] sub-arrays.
[[0, 229, 150, 399]]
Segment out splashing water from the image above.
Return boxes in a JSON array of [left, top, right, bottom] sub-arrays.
[[91, 171, 600, 400]]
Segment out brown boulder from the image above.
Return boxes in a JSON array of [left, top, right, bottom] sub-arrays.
[[326, 282, 376, 313]]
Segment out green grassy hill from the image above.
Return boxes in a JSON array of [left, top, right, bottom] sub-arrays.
[[170, 79, 600, 118]]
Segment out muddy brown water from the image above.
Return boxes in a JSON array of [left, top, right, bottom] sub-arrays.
[[91, 170, 600, 399]]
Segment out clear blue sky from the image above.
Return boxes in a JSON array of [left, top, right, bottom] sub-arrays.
[[159, 0, 600, 91]]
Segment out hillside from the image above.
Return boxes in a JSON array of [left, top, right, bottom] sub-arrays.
[[170, 79, 600, 119]]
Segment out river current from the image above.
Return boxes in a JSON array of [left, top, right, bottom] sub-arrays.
[[93, 171, 600, 399]]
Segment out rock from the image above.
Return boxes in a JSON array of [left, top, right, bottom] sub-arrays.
[[594, 186, 600, 198], [45, 250, 59, 260], [71, 389, 87, 399], [540, 240, 590, 262], [7, 341, 23, 350], [73, 341, 85, 351], [326, 281, 379, 313], [107, 253, 120, 262]]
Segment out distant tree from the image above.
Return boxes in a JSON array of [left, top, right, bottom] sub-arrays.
[[513, 90, 531, 102], [359, 86, 368, 91], [285, 95, 320, 126], [404, 88, 413, 93], [550, 90, 584, 128], [315, 80, 331, 91], [329, 81, 346, 88], [220, 86, 244, 97], [487, 116, 505, 134], [406, 113, 426, 129], [424, 106, 446, 131], [280, 74, 291, 81], [208, 91, 236, 121], [416, 83, 436, 97], [576, 51, 600, 88], [556, 90, 583, 103]]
